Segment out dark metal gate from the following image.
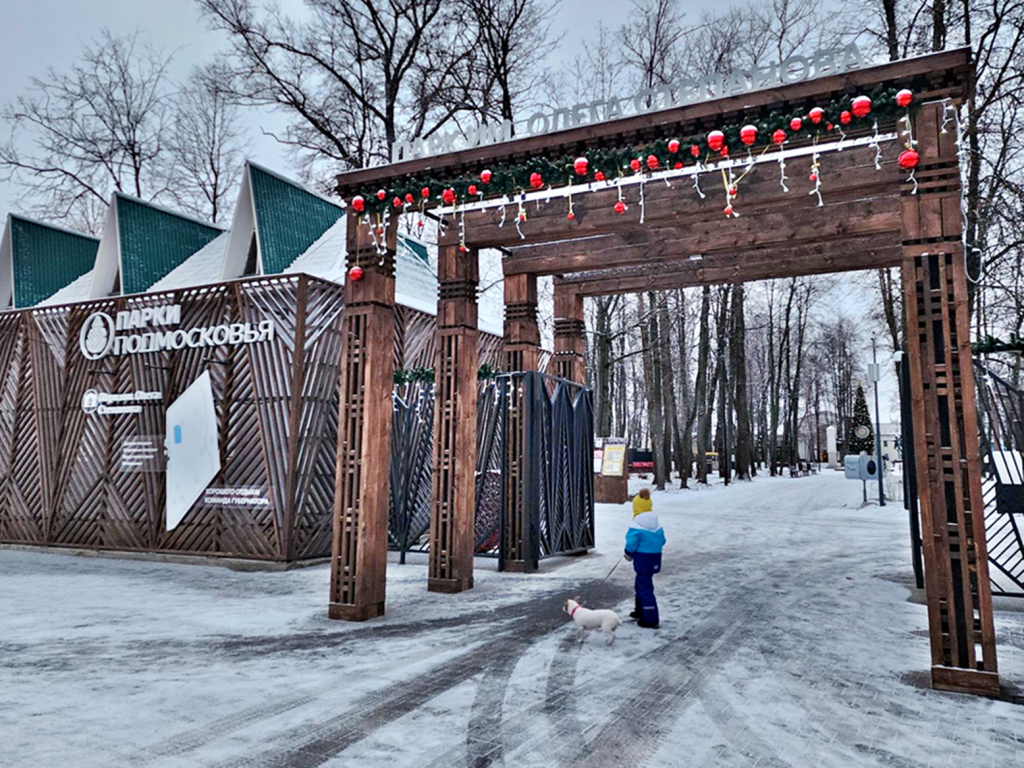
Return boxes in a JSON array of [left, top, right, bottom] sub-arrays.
[[499, 372, 595, 572], [975, 360, 1024, 596], [389, 372, 594, 568]]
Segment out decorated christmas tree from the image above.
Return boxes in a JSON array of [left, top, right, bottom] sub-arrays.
[[847, 385, 875, 455]]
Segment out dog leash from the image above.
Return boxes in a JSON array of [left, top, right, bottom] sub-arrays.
[[601, 559, 622, 582]]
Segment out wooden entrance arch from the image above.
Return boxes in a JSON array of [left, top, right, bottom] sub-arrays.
[[330, 47, 999, 697]]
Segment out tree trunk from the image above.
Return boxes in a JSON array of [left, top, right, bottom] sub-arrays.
[[694, 286, 713, 485], [639, 293, 667, 490], [730, 285, 753, 480], [656, 294, 684, 482], [676, 290, 693, 487]]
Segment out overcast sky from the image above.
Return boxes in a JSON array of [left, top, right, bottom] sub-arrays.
[[0, 0, 649, 217], [0, 0, 902, 421]]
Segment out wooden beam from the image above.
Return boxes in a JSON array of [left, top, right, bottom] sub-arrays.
[[336, 48, 969, 196], [560, 233, 903, 293], [484, 147, 903, 252], [503, 194, 902, 276]]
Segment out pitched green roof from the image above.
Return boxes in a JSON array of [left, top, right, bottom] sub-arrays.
[[399, 236, 429, 266], [8, 216, 99, 308], [249, 165, 344, 274], [116, 195, 223, 295]]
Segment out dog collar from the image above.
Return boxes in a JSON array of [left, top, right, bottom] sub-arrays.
[[571, 605, 581, 618]]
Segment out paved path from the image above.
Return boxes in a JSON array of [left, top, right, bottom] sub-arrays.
[[3, 473, 1024, 767]]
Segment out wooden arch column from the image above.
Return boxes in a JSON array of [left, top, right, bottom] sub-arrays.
[[901, 101, 999, 695], [553, 280, 585, 384], [427, 240, 479, 593], [328, 213, 396, 621]]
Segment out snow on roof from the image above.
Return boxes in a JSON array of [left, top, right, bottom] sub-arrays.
[[149, 232, 231, 292], [285, 220, 504, 335], [38, 270, 94, 306]]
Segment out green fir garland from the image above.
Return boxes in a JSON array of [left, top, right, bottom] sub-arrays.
[[350, 86, 914, 215]]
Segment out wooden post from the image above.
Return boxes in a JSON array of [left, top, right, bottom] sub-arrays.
[[428, 242, 479, 593], [501, 273, 540, 572], [902, 101, 999, 696], [503, 273, 540, 373], [553, 280, 585, 384], [328, 212, 396, 621]]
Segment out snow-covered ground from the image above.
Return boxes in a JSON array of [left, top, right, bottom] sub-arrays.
[[3, 472, 1024, 767]]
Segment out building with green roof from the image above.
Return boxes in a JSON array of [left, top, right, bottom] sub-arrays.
[[0, 215, 99, 309]]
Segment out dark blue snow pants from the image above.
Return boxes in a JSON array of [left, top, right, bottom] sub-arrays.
[[631, 552, 662, 624]]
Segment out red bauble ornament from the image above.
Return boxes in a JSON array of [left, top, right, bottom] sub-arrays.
[[789, 117, 802, 132], [376, 189, 386, 201], [442, 188, 456, 204], [898, 149, 920, 169], [614, 200, 626, 214], [480, 169, 492, 184], [851, 95, 872, 118], [392, 196, 402, 208], [840, 110, 851, 125], [351, 195, 365, 213], [405, 193, 415, 204], [529, 172, 543, 189], [646, 154, 659, 170], [809, 173, 818, 181], [772, 129, 787, 145], [668, 139, 680, 153], [567, 211, 575, 221], [827, 123, 834, 131], [673, 162, 683, 169], [724, 205, 733, 216], [468, 184, 478, 196], [574, 157, 589, 176], [630, 158, 642, 172], [459, 244, 468, 252], [421, 187, 430, 198], [707, 130, 725, 151], [740, 124, 757, 146], [809, 107, 824, 124], [594, 170, 606, 181], [719, 145, 729, 157], [690, 144, 700, 158], [896, 89, 913, 108], [348, 266, 364, 282]]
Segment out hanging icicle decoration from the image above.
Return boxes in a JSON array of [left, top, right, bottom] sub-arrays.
[[941, 98, 955, 134], [458, 207, 468, 252], [515, 194, 527, 240], [778, 151, 790, 193], [497, 196, 508, 228], [692, 162, 706, 199], [639, 179, 646, 224], [869, 120, 882, 170], [566, 178, 576, 221], [836, 123, 847, 151], [808, 146, 823, 207]]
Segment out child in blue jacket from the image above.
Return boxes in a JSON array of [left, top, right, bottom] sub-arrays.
[[624, 511, 666, 628]]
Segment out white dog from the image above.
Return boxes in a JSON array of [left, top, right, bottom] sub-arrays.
[[563, 597, 621, 645]]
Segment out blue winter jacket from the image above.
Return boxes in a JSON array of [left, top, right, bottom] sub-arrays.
[[625, 512, 666, 555]]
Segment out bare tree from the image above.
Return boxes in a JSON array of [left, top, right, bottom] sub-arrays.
[[199, 0, 467, 180], [168, 65, 251, 223], [0, 30, 173, 232], [461, 0, 562, 127], [620, 0, 688, 89]]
